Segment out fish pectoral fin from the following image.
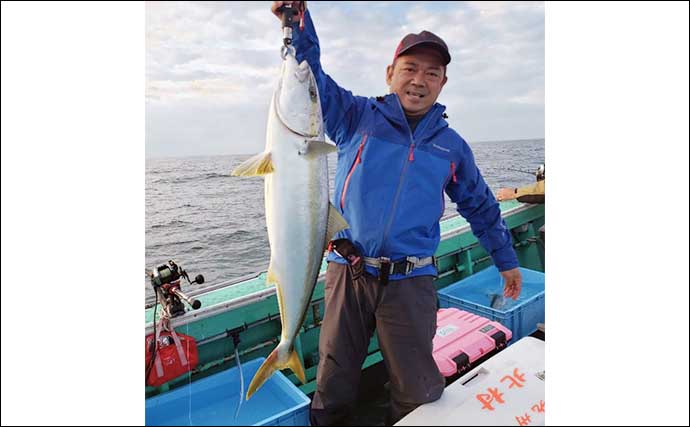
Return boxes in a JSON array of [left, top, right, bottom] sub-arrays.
[[300, 139, 337, 158], [324, 203, 349, 250], [231, 152, 274, 177], [265, 268, 278, 287]]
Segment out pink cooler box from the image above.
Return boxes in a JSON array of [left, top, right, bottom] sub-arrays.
[[433, 308, 512, 377]]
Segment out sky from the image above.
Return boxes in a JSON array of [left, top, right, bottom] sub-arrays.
[[146, 1, 544, 158]]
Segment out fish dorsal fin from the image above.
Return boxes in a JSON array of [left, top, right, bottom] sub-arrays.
[[324, 203, 349, 250], [231, 152, 274, 177], [299, 139, 337, 158]]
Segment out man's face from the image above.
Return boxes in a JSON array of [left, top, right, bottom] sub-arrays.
[[386, 46, 448, 118]]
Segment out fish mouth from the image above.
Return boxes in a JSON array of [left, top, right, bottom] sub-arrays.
[[295, 60, 311, 82]]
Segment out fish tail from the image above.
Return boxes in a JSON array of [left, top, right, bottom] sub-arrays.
[[245, 346, 305, 400], [286, 348, 306, 385]]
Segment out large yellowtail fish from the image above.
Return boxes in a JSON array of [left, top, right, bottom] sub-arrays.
[[231, 48, 348, 400]]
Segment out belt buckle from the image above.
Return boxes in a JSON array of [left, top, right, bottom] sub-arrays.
[[404, 256, 420, 275], [404, 259, 414, 275]]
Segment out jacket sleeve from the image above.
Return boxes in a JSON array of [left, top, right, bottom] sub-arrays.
[[515, 180, 545, 204], [291, 10, 368, 146], [445, 142, 520, 272]]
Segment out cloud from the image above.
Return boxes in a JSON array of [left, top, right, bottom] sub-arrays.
[[146, 1, 544, 157]]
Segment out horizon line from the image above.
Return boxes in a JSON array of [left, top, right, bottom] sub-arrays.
[[145, 136, 545, 160]]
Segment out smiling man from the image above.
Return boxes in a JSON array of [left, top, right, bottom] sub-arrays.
[[386, 31, 449, 121], [271, 2, 523, 425]]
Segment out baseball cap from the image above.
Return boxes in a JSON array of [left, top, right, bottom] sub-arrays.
[[393, 30, 451, 65]]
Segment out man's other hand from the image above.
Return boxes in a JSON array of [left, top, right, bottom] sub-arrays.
[[500, 268, 522, 300], [496, 187, 516, 202], [271, 1, 297, 21]]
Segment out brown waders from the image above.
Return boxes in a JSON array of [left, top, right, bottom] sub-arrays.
[[309, 261, 444, 426]]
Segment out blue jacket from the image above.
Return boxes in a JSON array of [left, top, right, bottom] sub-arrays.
[[292, 11, 519, 279]]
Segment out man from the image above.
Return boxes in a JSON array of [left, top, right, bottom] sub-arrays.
[[497, 164, 545, 204], [271, 2, 522, 425]]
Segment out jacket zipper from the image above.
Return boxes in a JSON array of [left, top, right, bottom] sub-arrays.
[[340, 134, 368, 210], [379, 96, 436, 256], [380, 138, 414, 256]]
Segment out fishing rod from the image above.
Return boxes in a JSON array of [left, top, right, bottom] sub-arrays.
[[505, 167, 534, 175], [145, 260, 205, 385], [499, 164, 545, 181]]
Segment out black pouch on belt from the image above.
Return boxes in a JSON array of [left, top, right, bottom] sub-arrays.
[[378, 259, 391, 286], [330, 239, 364, 281]]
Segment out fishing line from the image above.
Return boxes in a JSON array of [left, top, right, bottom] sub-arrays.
[[233, 341, 244, 420], [145, 292, 159, 382], [187, 321, 193, 426]]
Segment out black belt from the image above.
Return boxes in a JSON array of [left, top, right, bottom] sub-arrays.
[[328, 239, 435, 286], [363, 256, 435, 286]]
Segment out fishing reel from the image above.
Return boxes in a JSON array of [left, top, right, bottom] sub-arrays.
[[149, 260, 204, 318]]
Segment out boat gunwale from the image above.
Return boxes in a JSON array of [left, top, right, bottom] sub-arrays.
[[144, 202, 536, 335]]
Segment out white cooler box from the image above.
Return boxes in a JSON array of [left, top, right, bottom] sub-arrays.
[[396, 337, 545, 426]]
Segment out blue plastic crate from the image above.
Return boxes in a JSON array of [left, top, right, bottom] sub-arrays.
[[438, 266, 545, 344], [145, 357, 310, 426]]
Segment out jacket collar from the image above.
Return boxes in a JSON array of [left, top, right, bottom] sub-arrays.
[[373, 93, 448, 142]]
